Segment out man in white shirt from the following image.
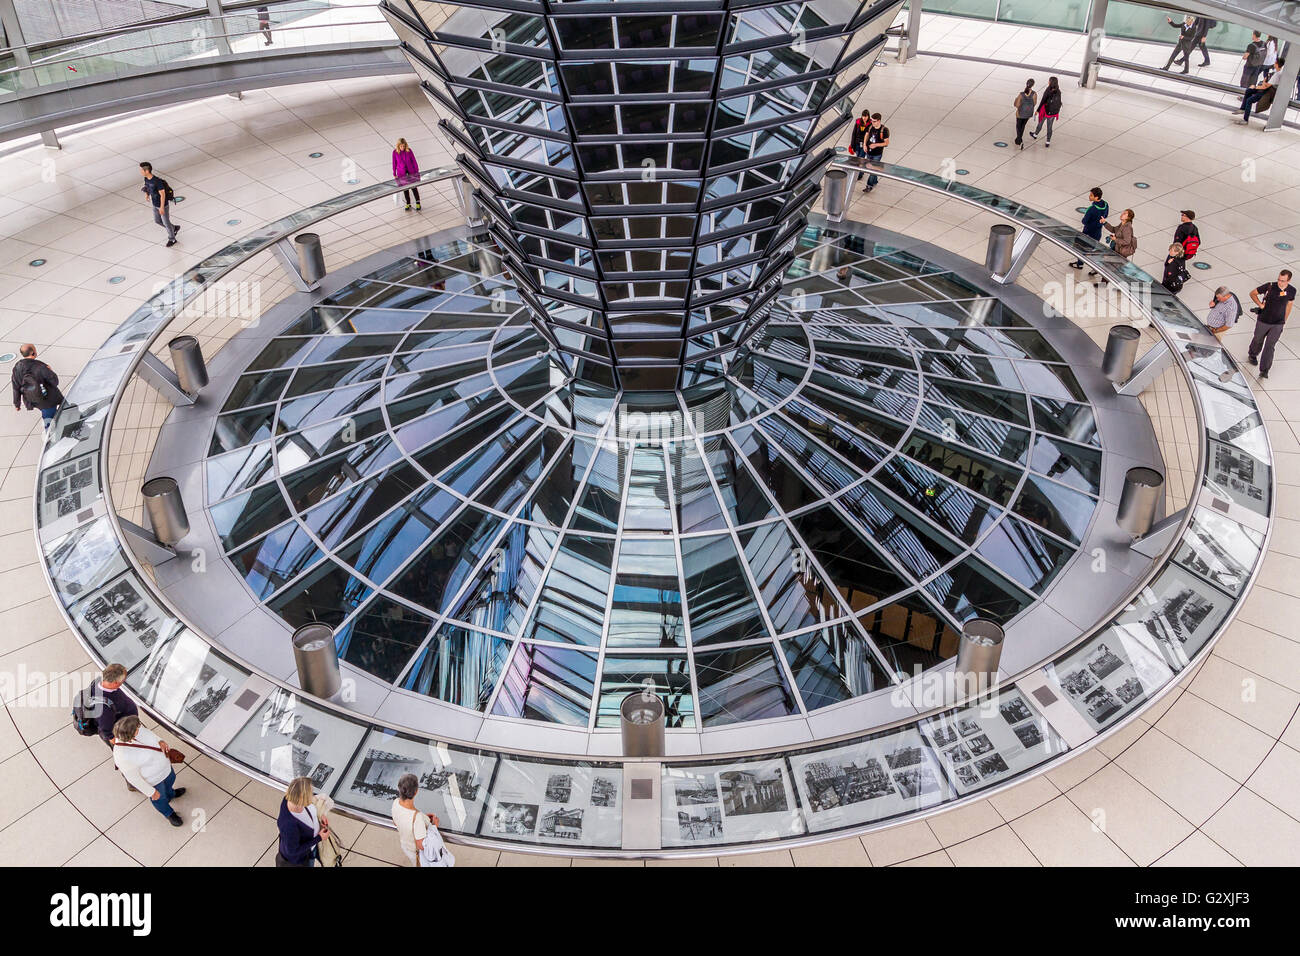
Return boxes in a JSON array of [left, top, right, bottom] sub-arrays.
[[112, 715, 187, 827]]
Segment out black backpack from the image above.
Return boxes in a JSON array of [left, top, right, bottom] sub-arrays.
[[19, 365, 46, 408], [71, 683, 103, 736], [1247, 42, 1264, 68]]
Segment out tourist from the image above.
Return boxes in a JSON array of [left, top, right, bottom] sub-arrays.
[[10, 344, 63, 429], [1174, 211, 1200, 261], [277, 776, 328, 867], [390, 773, 454, 867], [1012, 79, 1036, 149], [139, 162, 180, 246], [392, 138, 421, 211], [1069, 187, 1108, 271], [1247, 269, 1296, 379], [1241, 31, 1266, 88], [1205, 286, 1242, 340], [849, 108, 870, 180], [1161, 15, 1198, 74], [1240, 58, 1285, 124], [1029, 77, 1061, 147], [1099, 208, 1136, 280], [1193, 17, 1214, 68], [1162, 242, 1190, 297], [862, 113, 889, 193], [93, 664, 139, 774], [112, 715, 186, 827], [257, 7, 272, 45]]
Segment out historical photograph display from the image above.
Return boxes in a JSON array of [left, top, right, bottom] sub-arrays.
[[68, 570, 177, 672], [922, 688, 1065, 795], [337, 729, 496, 834], [225, 688, 367, 795], [480, 757, 622, 848], [789, 727, 952, 834], [1046, 624, 1176, 733], [1111, 563, 1235, 671], [129, 628, 246, 735], [38, 452, 99, 527], [1174, 510, 1262, 598], [1206, 438, 1269, 517], [43, 516, 127, 605], [662, 757, 803, 847]]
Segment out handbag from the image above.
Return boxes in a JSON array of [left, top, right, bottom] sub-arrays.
[[412, 811, 455, 868], [116, 739, 185, 763], [314, 796, 344, 866]]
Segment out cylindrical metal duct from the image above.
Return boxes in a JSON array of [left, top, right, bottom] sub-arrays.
[[1101, 325, 1141, 383], [292, 623, 342, 699], [141, 477, 189, 547], [167, 335, 208, 395], [986, 224, 1015, 275], [620, 691, 666, 757], [956, 618, 1004, 688], [295, 232, 326, 283], [822, 169, 850, 220], [1117, 466, 1164, 537]]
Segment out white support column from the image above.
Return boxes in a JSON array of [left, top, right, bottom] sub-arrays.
[[898, 1, 922, 64], [1264, 53, 1300, 132], [1080, 0, 1108, 89]]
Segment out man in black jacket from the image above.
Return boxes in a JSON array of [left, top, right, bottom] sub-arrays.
[[92, 663, 142, 789], [1162, 15, 1198, 73], [10, 344, 63, 429]]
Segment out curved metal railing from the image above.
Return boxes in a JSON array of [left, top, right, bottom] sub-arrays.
[[33, 164, 1273, 857]]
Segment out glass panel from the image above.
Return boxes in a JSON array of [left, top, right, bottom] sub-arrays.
[[608, 538, 683, 648], [335, 596, 435, 683], [481, 758, 622, 848], [680, 533, 768, 645], [522, 534, 615, 647], [661, 757, 803, 848], [224, 688, 368, 792], [783, 624, 892, 710], [596, 655, 695, 728], [921, 688, 1066, 795], [693, 644, 797, 726], [492, 643, 598, 726], [403, 622, 511, 709]]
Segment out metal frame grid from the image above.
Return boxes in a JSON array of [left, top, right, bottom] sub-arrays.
[[380, 0, 904, 389]]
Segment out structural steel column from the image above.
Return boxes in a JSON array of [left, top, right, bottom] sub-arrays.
[[204, 0, 234, 56], [900, 0, 923, 63], [1265, 52, 1300, 131], [1080, 0, 1108, 88]]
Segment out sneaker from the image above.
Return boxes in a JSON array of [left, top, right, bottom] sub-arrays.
[[166, 239, 177, 247], [415, 203, 421, 210], [1087, 270, 1099, 277], [174, 225, 180, 235], [404, 204, 412, 211], [1029, 131, 1037, 140], [1248, 355, 1258, 365], [172, 787, 187, 799], [1045, 142, 1050, 148], [1260, 371, 1269, 379], [126, 782, 139, 793], [1069, 262, 1084, 270], [168, 813, 183, 827]]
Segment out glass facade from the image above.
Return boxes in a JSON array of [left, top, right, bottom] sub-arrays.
[[204, 230, 1104, 730], [381, 0, 903, 390]]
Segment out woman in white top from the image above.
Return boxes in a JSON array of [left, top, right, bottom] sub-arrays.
[[112, 715, 186, 826], [391, 773, 454, 867], [1264, 35, 1278, 68]]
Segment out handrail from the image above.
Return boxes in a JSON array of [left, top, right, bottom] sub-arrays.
[[34, 165, 1273, 857]]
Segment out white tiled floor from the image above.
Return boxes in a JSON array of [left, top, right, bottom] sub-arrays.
[[0, 47, 1298, 866]]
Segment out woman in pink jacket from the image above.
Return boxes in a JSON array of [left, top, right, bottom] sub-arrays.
[[393, 137, 421, 211]]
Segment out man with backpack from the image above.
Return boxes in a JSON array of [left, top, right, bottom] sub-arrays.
[[1069, 187, 1108, 272], [73, 664, 141, 791], [140, 161, 180, 247], [1241, 31, 1266, 88], [10, 344, 63, 429], [1175, 211, 1200, 261]]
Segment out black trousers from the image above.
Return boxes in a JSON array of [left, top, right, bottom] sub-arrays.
[[1165, 42, 1192, 69], [402, 188, 421, 206], [1248, 320, 1285, 374], [1014, 117, 1029, 144]]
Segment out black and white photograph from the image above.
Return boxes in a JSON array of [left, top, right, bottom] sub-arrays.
[[957, 717, 981, 736], [1208, 440, 1267, 511], [1083, 686, 1121, 723], [720, 767, 788, 816], [923, 690, 1064, 796], [308, 762, 333, 788], [545, 773, 573, 803], [226, 688, 367, 791], [292, 724, 320, 747], [1013, 722, 1044, 748], [491, 802, 538, 836], [1175, 511, 1260, 597], [69, 571, 173, 671], [1115, 676, 1144, 704], [538, 807, 583, 841], [677, 806, 722, 841], [487, 758, 623, 848], [674, 772, 718, 806], [1059, 667, 1097, 697], [1086, 643, 1124, 680], [792, 729, 952, 833], [1000, 698, 1033, 725], [930, 723, 958, 747], [129, 629, 243, 735]]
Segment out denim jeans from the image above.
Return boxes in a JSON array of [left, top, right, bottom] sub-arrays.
[[1241, 88, 1267, 121], [40, 406, 56, 429], [149, 768, 178, 818], [153, 202, 177, 240]]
